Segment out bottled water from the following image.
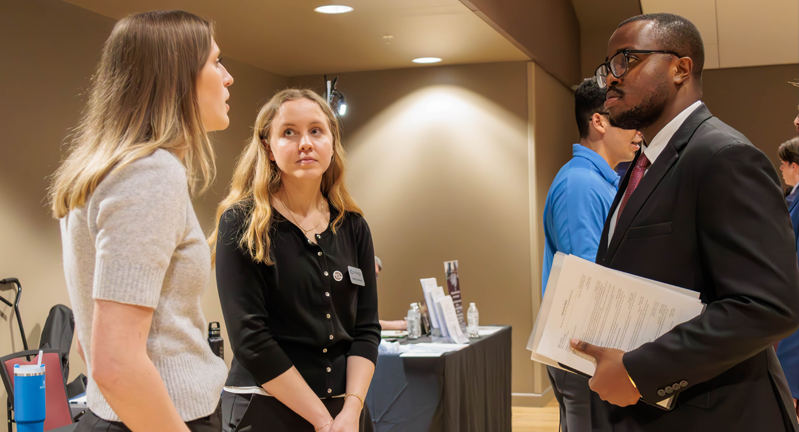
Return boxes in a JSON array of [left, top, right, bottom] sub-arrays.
[[411, 303, 423, 338], [408, 303, 422, 339], [467, 303, 479, 338]]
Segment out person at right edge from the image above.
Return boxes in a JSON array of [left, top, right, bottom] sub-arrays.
[[570, 13, 799, 431], [777, 137, 799, 418]]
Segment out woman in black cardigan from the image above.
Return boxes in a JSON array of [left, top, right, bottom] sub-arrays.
[[210, 89, 380, 432]]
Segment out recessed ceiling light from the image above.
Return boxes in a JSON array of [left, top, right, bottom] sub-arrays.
[[413, 57, 442, 64], [314, 5, 354, 14]]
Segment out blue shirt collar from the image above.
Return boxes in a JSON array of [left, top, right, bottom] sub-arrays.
[[572, 144, 619, 188]]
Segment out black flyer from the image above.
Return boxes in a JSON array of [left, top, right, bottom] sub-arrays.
[[444, 260, 467, 332]]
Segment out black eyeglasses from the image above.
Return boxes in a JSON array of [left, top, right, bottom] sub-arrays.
[[594, 49, 682, 89]]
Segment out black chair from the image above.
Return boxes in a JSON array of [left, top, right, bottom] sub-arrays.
[[0, 349, 73, 431]]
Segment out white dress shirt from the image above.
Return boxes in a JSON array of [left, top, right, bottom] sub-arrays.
[[607, 100, 703, 241]]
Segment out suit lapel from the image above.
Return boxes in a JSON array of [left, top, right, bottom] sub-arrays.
[[605, 145, 679, 260], [603, 104, 714, 264]]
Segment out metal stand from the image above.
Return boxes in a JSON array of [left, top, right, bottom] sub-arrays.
[[0, 278, 29, 356]]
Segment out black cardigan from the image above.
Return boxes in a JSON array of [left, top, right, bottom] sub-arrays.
[[215, 204, 381, 397]]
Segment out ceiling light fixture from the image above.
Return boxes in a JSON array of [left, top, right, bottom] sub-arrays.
[[412, 57, 442, 64], [314, 5, 354, 14], [325, 75, 348, 117]]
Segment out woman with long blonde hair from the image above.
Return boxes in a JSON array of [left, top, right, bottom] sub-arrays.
[[211, 89, 379, 432], [50, 10, 233, 432]]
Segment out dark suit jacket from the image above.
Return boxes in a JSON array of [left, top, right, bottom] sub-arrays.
[[777, 194, 799, 399], [593, 104, 799, 431]]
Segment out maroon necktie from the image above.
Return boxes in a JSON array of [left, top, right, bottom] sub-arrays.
[[617, 154, 651, 223]]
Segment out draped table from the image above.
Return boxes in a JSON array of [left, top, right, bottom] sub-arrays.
[[366, 325, 512, 432]]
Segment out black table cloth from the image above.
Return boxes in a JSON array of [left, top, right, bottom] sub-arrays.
[[366, 326, 512, 432]]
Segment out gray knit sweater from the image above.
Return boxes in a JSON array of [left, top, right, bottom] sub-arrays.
[[60, 149, 227, 422]]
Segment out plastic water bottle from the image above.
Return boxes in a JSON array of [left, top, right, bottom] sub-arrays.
[[467, 303, 479, 338], [410, 303, 423, 338], [406, 305, 417, 339], [407, 304, 420, 339]]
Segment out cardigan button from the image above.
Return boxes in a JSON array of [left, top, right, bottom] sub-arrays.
[[329, 335, 334, 340], [318, 251, 323, 256], [328, 389, 332, 394], [323, 348, 327, 353], [327, 367, 332, 372]]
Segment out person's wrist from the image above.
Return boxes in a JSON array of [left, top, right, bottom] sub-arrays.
[[313, 412, 334, 430], [343, 395, 363, 412]]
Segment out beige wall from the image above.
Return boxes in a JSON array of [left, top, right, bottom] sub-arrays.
[[702, 64, 799, 178], [459, 0, 581, 88], [572, 0, 641, 79], [0, 0, 287, 423], [288, 62, 577, 402], [525, 63, 579, 401]]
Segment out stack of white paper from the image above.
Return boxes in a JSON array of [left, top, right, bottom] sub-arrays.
[[527, 253, 704, 378], [420, 278, 445, 330], [477, 326, 503, 336], [435, 295, 470, 344], [399, 343, 469, 357]]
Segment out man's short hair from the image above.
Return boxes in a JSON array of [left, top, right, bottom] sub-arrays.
[[618, 13, 705, 81], [779, 136, 799, 165], [575, 78, 607, 139]]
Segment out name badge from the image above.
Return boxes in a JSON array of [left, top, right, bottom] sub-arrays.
[[348, 266, 365, 286]]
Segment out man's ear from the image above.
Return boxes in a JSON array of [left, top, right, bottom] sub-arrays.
[[673, 57, 693, 85], [591, 112, 607, 135]]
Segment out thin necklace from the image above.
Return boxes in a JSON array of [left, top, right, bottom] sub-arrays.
[[280, 196, 324, 235]]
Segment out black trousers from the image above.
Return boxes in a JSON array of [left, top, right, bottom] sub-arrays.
[[221, 392, 374, 432], [74, 402, 222, 432], [548, 365, 594, 432]]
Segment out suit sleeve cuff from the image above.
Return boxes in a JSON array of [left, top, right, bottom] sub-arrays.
[[623, 349, 684, 404]]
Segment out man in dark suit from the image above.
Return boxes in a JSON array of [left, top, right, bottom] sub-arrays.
[[571, 13, 799, 431]]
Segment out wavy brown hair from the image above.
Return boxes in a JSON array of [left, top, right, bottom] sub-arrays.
[[209, 88, 362, 265], [49, 11, 216, 218]]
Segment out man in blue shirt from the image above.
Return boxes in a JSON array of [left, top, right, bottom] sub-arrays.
[[541, 78, 642, 431]]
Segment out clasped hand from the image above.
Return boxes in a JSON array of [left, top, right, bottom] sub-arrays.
[[570, 338, 642, 407], [319, 398, 361, 432]]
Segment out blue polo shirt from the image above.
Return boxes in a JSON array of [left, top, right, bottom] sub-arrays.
[[542, 144, 620, 294]]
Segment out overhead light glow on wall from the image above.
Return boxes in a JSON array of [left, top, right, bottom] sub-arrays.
[[412, 57, 442, 64], [314, 5, 354, 14]]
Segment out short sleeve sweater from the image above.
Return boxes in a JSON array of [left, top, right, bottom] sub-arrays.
[[60, 149, 228, 422]]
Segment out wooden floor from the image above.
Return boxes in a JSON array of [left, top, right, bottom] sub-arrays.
[[512, 399, 560, 432]]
